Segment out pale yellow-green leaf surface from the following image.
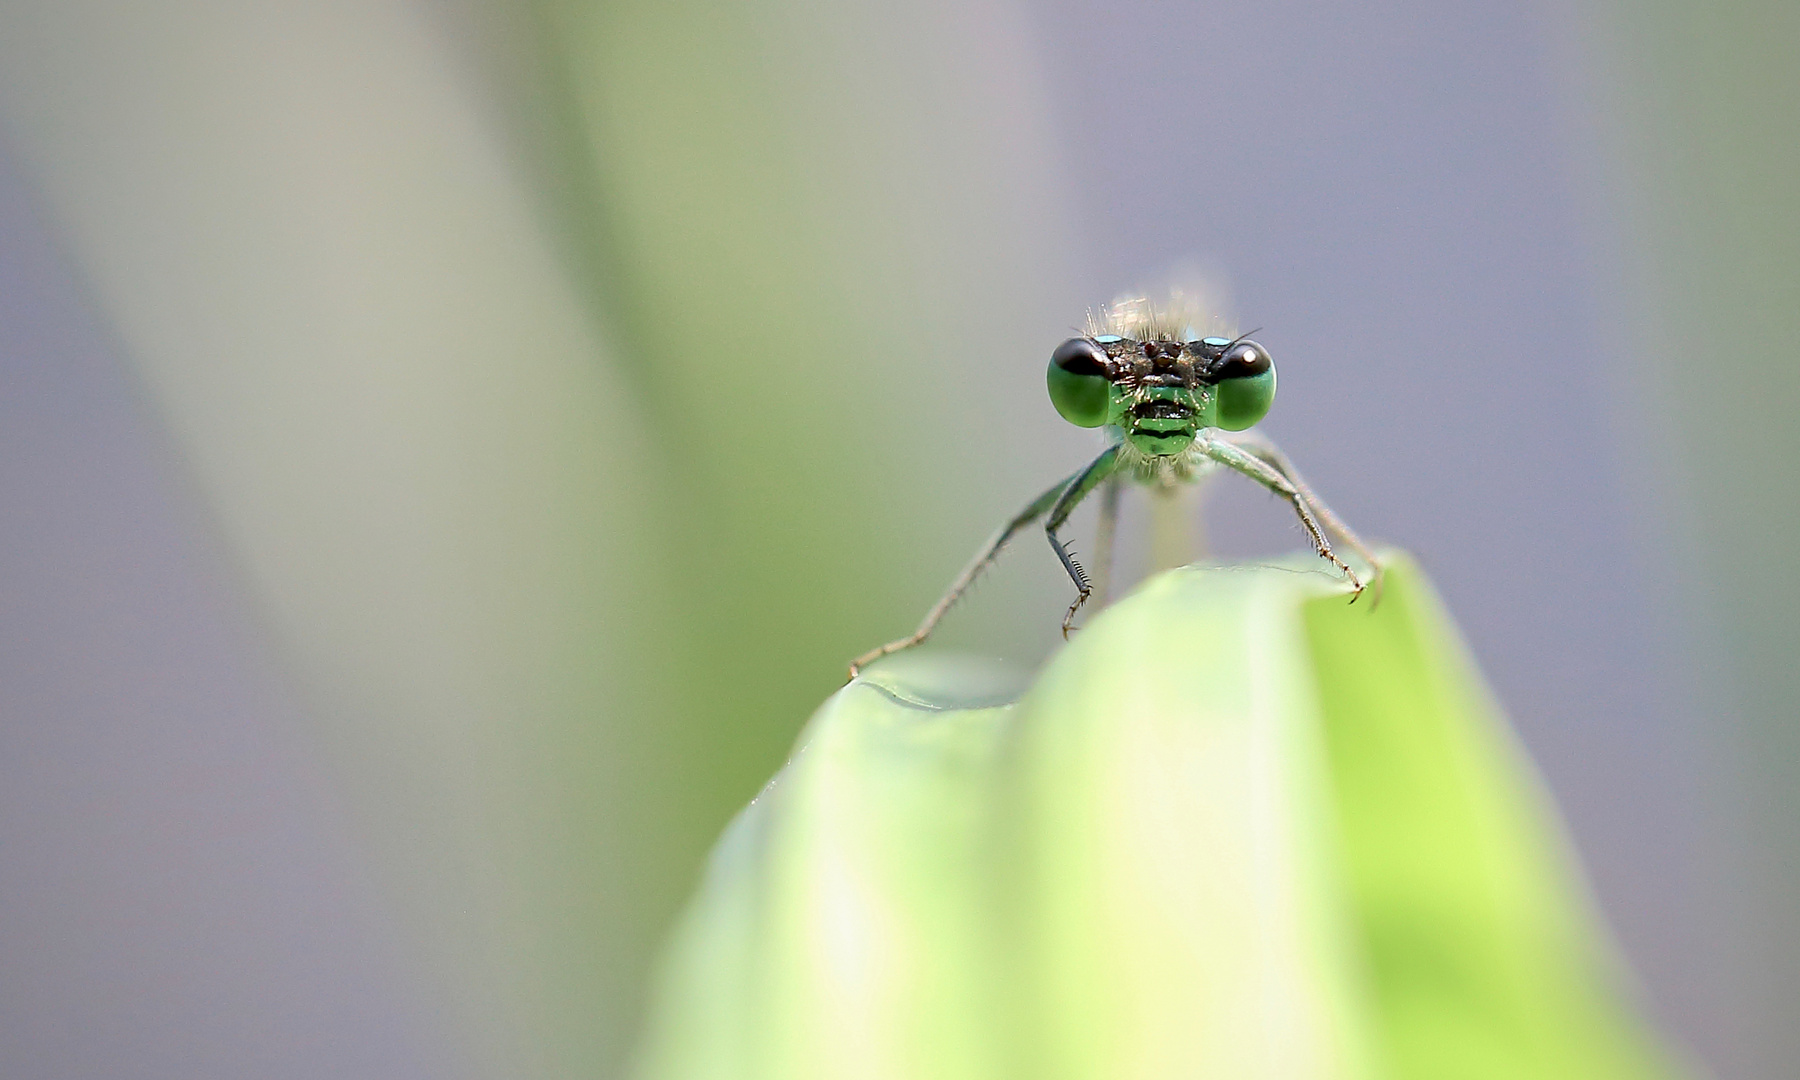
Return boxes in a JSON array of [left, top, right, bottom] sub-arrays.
[[634, 554, 1679, 1080]]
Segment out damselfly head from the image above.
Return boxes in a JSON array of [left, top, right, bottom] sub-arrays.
[[1047, 292, 1278, 454]]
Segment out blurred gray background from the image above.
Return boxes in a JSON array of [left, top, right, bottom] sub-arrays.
[[0, 0, 1790, 1078]]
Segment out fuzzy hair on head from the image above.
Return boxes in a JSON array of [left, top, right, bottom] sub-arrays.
[[1086, 283, 1237, 343]]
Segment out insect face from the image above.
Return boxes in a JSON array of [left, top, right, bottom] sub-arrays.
[[1045, 334, 1277, 456]]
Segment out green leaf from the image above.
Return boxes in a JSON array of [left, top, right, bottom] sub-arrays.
[[633, 554, 1681, 1079]]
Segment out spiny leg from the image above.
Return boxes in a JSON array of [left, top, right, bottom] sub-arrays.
[[1193, 432, 1367, 598], [1087, 475, 1123, 611], [1045, 445, 1124, 638], [847, 469, 1081, 679], [1220, 430, 1384, 601]]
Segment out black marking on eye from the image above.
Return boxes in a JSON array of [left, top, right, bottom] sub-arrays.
[[1052, 338, 1108, 377], [1216, 341, 1272, 380]]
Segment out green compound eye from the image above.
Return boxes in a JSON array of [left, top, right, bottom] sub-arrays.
[[1047, 337, 1112, 428], [1214, 341, 1276, 430]]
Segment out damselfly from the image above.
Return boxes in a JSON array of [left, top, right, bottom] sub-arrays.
[[849, 291, 1380, 679]]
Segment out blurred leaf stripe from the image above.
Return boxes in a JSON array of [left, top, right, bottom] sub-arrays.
[[0, 1, 1074, 1076], [1572, 4, 1800, 1070]]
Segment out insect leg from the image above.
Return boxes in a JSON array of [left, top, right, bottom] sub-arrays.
[[1193, 432, 1369, 599], [1088, 475, 1123, 610], [1218, 430, 1382, 581], [848, 469, 1082, 679], [1046, 445, 1124, 638]]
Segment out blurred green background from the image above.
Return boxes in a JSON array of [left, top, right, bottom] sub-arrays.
[[0, 1, 1791, 1078]]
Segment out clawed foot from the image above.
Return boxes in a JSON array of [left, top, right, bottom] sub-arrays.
[[1333, 554, 1384, 608], [847, 636, 917, 682], [1061, 588, 1092, 640], [1321, 550, 1372, 605], [1359, 560, 1386, 608]]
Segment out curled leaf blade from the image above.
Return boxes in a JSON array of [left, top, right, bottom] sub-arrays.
[[634, 555, 1680, 1080]]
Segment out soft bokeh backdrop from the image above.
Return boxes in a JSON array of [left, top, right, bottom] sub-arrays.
[[0, 1, 1790, 1077]]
